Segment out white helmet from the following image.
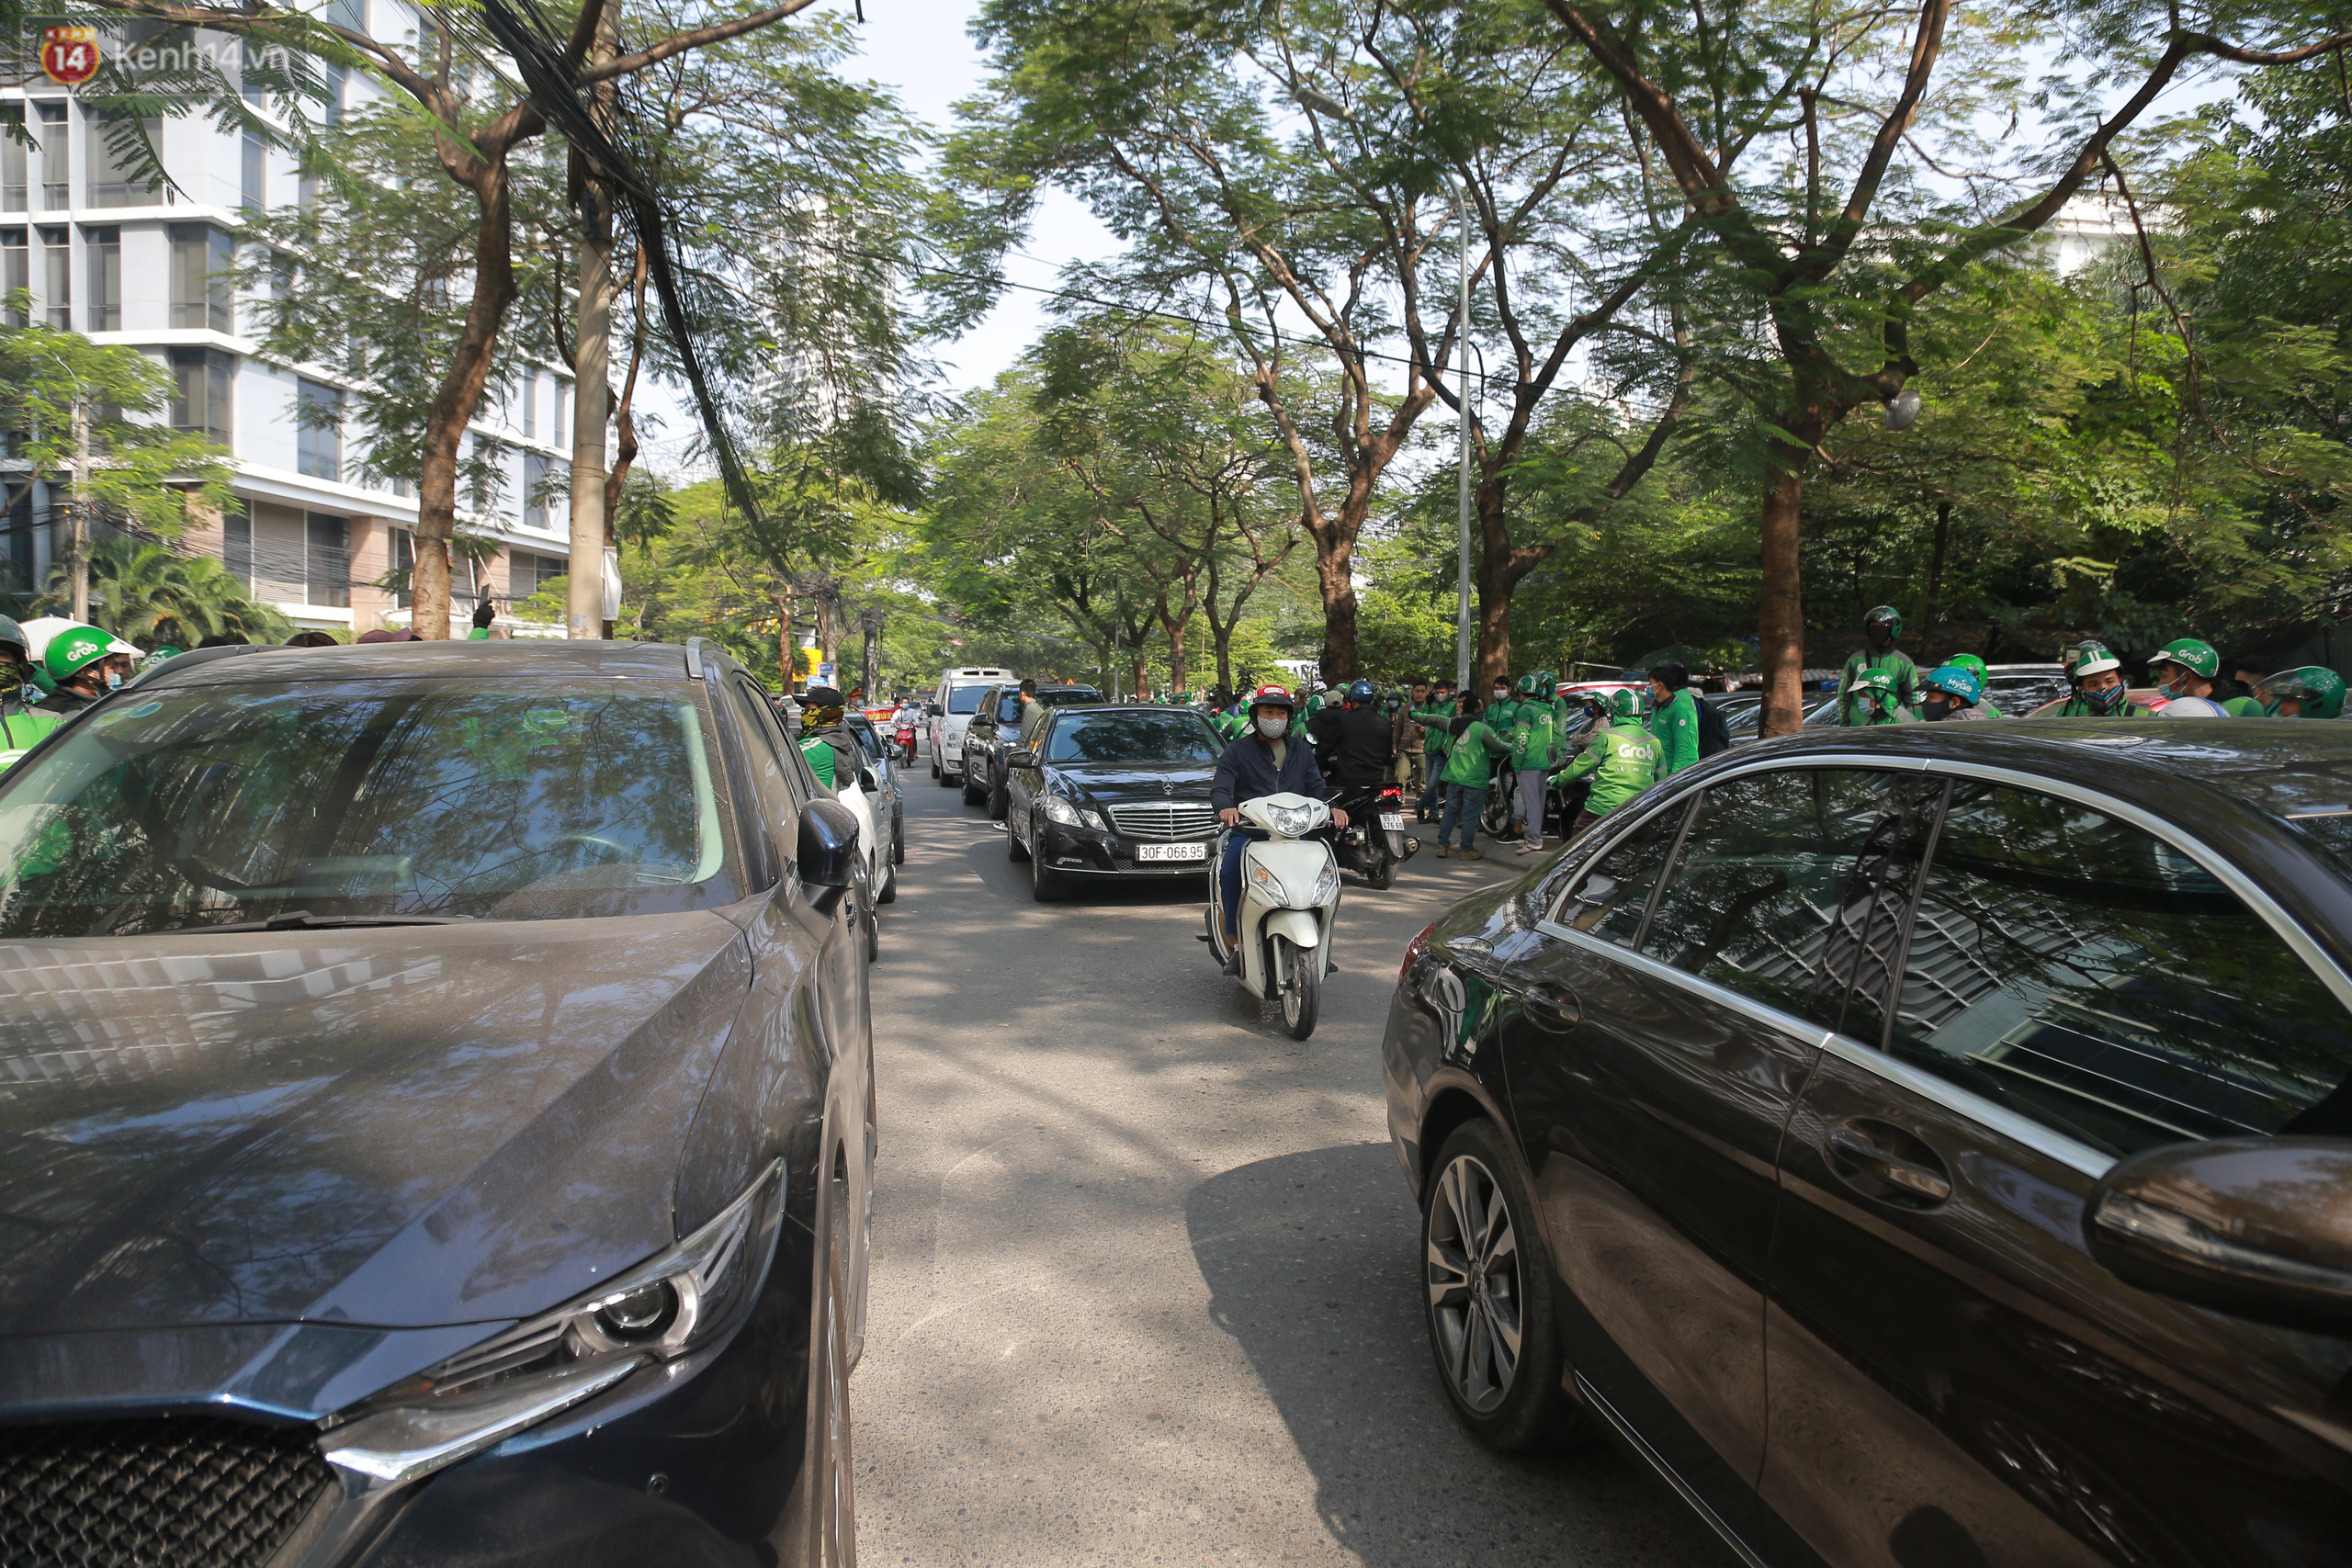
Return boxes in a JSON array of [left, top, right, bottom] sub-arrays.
[[2156, 695, 2228, 717]]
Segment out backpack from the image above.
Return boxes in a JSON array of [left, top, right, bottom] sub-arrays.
[[1695, 696, 1731, 758]]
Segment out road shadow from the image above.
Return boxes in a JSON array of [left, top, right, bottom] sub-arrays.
[[1188, 1142, 1736, 1568]]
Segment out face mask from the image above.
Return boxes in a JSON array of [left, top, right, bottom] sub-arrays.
[[1491, 688, 1509, 702], [1922, 694, 1951, 722], [2086, 682, 2127, 713], [104, 671, 121, 691], [1256, 715, 1287, 739], [2155, 671, 2189, 699]]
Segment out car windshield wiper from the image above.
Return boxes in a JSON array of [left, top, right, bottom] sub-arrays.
[[143, 909, 477, 935]]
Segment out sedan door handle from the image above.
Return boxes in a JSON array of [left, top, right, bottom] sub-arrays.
[[1826, 1122, 1952, 1206], [1524, 983, 1580, 1028]]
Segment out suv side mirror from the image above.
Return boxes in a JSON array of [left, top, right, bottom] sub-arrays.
[[1008, 749, 1038, 770], [2085, 1137, 2352, 1333], [798, 798, 861, 893]]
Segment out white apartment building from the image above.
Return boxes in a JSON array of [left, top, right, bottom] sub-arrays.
[[0, 6, 601, 635]]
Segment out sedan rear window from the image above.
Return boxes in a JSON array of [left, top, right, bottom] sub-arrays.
[[1046, 711, 1221, 762], [0, 681, 739, 935]]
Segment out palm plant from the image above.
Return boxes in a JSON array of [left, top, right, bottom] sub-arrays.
[[51, 540, 292, 648]]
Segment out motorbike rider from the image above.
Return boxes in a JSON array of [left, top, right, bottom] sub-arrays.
[[1506, 672, 1564, 854], [1433, 694, 1513, 862], [37, 626, 122, 716], [2146, 637, 2263, 716], [2256, 666, 2346, 718], [1647, 662, 1702, 775], [796, 685, 860, 789], [0, 615, 59, 766], [1918, 664, 1988, 721], [1934, 653, 2006, 717], [1310, 679, 1396, 789], [1212, 684, 1347, 972], [1550, 689, 1661, 840], [1839, 605, 1919, 725], [2053, 643, 2147, 716]]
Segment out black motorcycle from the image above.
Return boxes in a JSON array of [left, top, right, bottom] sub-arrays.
[[1325, 779, 1415, 888]]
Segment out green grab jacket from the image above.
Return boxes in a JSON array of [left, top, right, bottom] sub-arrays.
[[1551, 719, 1660, 818], [1440, 720, 1513, 786], [1649, 688, 1701, 776]]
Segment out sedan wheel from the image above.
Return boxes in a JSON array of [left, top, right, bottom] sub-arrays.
[[803, 1160, 860, 1567], [1421, 1121, 1584, 1450], [876, 852, 897, 905], [961, 764, 986, 807], [1030, 847, 1061, 902], [1007, 812, 1032, 863]]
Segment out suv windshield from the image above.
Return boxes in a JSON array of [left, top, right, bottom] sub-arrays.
[[944, 687, 989, 715], [0, 680, 739, 936], [1046, 710, 1221, 762]]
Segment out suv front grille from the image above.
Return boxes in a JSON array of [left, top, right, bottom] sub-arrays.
[[0, 1416, 335, 1568], [1106, 802, 1216, 840]]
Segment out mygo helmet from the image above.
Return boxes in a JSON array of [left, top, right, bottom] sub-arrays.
[[1922, 663, 1984, 705], [2258, 666, 2346, 719]]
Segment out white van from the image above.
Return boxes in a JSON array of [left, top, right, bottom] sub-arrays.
[[928, 667, 1018, 784]]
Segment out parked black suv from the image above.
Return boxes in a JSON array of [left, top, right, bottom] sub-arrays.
[[961, 682, 1102, 818]]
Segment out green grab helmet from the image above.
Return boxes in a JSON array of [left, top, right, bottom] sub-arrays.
[[1605, 688, 1644, 722], [1532, 669, 1556, 696], [1514, 673, 1540, 697], [1945, 653, 1988, 682], [1854, 668, 1900, 706], [2064, 641, 2122, 679], [45, 624, 113, 682], [1864, 604, 1903, 638], [1922, 663, 1984, 705], [2147, 637, 2222, 682], [2258, 666, 2346, 719]]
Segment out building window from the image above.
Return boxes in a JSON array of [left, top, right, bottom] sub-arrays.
[[38, 103, 66, 211], [508, 549, 565, 597], [242, 130, 265, 213], [1, 229, 24, 328], [520, 375, 535, 439], [306, 512, 349, 607], [552, 382, 568, 447], [85, 226, 119, 330], [169, 224, 234, 332], [390, 526, 413, 607], [87, 109, 161, 209], [223, 502, 253, 589], [2, 107, 24, 213], [297, 378, 343, 480], [169, 347, 234, 444], [523, 451, 550, 528], [40, 227, 66, 330]]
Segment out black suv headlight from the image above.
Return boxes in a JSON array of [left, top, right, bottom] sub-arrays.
[[322, 1160, 784, 1484]]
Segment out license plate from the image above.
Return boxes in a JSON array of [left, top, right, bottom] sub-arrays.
[[1378, 813, 1405, 830], [1136, 841, 1207, 863]]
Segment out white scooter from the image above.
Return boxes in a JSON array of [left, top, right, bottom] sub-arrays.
[[1204, 792, 1341, 1040]]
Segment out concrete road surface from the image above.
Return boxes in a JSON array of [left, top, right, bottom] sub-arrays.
[[854, 760, 1732, 1568]]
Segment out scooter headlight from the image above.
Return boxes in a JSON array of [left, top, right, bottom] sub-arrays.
[[1266, 803, 1317, 838], [1310, 863, 1340, 905], [1248, 863, 1290, 902]]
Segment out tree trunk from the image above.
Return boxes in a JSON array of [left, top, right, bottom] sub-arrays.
[[775, 584, 796, 693], [860, 613, 880, 697], [815, 589, 840, 673], [1314, 533, 1360, 684], [1212, 625, 1232, 696], [1158, 600, 1188, 691], [1920, 498, 1951, 653], [414, 164, 517, 639], [1758, 460, 1809, 736], [565, 2, 621, 642]]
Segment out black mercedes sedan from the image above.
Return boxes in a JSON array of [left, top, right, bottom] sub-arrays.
[[1384, 722, 2352, 1568], [0, 637, 871, 1567], [1002, 704, 1222, 901]]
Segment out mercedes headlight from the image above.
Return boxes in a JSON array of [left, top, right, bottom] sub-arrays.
[[1267, 804, 1317, 837], [1044, 795, 1088, 828], [322, 1160, 784, 1484]]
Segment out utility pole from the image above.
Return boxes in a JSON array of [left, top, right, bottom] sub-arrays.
[[566, 0, 621, 641], [67, 394, 89, 622]]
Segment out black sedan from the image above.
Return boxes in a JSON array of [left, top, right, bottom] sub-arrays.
[[0, 637, 872, 1567], [1385, 722, 2352, 1567], [1003, 705, 1222, 901]]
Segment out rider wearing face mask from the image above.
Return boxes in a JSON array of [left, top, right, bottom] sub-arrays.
[[0, 615, 60, 767], [36, 626, 124, 716], [1211, 684, 1347, 969], [2145, 637, 2263, 716], [2052, 643, 2148, 717], [1839, 606, 1918, 726]]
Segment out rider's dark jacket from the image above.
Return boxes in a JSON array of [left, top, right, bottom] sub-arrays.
[[1308, 701, 1396, 787], [1211, 728, 1328, 811]]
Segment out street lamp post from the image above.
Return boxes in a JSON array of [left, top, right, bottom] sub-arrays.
[[1453, 180, 1472, 694]]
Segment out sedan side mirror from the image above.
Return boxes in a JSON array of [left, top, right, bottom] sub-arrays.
[[2084, 1137, 2352, 1333], [1008, 750, 1038, 770], [798, 798, 861, 894]]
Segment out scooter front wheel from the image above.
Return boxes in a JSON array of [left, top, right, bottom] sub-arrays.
[[1273, 933, 1319, 1040]]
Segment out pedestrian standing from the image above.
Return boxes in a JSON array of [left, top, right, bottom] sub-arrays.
[[1507, 673, 1562, 854], [1838, 606, 1919, 725], [1414, 680, 1457, 820], [1395, 680, 1430, 795], [1434, 695, 1512, 861], [1647, 662, 1702, 776]]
